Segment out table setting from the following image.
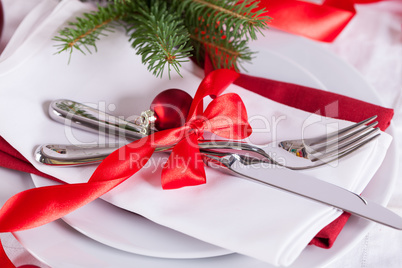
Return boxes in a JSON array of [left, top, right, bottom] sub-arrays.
[[0, 0, 401, 267]]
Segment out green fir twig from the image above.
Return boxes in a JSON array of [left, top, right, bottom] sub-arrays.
[[53, 0, 271, 78], [125, 0, 193, 78]]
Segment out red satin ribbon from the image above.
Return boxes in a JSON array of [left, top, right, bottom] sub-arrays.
[[0, 69, 251, 266], [258, 0, 384, 42]]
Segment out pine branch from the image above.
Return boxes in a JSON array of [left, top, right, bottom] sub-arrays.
[[125, 0, 193, 78], [53, 0, 271, 77]]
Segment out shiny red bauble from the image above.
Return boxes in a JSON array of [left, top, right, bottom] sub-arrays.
[[150, 88, 193, 130]]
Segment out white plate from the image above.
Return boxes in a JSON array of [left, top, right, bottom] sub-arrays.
[[8, 29, 398, 267], [31, 174, 231, 259]]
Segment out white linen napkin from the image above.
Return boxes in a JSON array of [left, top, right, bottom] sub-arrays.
[[0, 0, 392, 266]]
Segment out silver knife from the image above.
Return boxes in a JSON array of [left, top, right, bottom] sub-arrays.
[[204, 153, 402, 230]]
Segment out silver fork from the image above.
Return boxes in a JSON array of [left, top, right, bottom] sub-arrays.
[[35, 100, 381, 170], [278, 116, 380, 162]]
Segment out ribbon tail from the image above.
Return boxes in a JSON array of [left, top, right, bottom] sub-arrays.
[[162, 134, 206, 189], [0, 139, 155, 232], [259, 0, 356, 42]]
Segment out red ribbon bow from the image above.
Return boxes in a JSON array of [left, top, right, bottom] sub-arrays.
[[120, 69, 252, 189], [0, 69, 251, 235], [160, 79, 252, 189]]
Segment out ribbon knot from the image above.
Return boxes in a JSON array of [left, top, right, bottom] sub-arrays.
[[186, 117, 207, 138]]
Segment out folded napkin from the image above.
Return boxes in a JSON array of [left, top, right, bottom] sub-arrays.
[[0, 0, 393, 266]]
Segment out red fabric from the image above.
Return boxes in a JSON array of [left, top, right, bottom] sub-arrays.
[[235, 74, 393, 131], [310, 213, 352, 248], [0, 137, 62, 183], [257, 0, 384, 42]]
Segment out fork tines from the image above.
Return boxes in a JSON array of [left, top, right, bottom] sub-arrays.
[[308, 116, 381, 163]]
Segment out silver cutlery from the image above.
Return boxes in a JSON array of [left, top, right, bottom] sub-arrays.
[[35, 99, 402, 230], [36, 100, 380, 170]]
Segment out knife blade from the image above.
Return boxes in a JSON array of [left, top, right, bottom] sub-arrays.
[[205, 153, 402, 230]]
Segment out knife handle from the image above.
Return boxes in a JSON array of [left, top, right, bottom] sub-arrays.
[[49, 99, 153, 140]]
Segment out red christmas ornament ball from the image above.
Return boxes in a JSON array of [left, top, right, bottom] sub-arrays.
[[150, 88, 193, 130]]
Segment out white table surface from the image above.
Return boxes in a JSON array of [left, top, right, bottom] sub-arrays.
[[0, 0, 401, 267]]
